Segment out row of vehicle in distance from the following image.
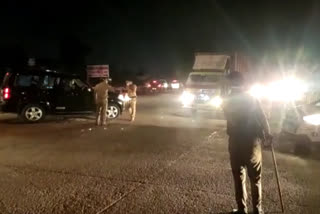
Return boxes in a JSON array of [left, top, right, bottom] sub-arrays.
[[137, 79, 183, 94]]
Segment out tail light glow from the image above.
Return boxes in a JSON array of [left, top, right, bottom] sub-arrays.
[[153, 80, 157, 83], [3, 88, 10, 99], [172, 80, 177, 83], [158, 84, 162, 88]]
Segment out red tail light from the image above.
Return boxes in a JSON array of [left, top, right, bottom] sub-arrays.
[[3, 88, 10, 99], [172, 80, 177, 83], [146, 84, 151, 88], [157, 84, 162, 88], [153, 80, 157, 83]]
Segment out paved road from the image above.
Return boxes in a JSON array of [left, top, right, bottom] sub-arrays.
[[0, 94, 319, 214]]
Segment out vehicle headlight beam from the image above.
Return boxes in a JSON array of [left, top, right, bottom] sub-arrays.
[[180, 91, 195, 106]]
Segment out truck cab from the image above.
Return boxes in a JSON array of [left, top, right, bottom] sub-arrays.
[[180, 53, 235, 114], [181, 71, 226, 112]]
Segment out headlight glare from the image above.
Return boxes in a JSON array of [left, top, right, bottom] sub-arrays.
[[210, 96, 223, 108], [180, 91, 195, 106], [303, 114, 320, 126]]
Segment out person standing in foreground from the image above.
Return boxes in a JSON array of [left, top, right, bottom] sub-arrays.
[[223, 72, 272, 214], [93, 78, 114, 126], [126, 80, 137, 121]]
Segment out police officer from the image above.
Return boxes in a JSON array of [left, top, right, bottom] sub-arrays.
[[93, 78, 114, 126], [126, 80, 137, 121], [223, 72, 272, 214]]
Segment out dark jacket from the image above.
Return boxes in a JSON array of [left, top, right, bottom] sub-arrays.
[[223, 91, 270, 139]]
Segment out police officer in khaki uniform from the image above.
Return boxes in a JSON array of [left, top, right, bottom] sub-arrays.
[[223, 72, 272, 214], [93, 78, 114, 126], [126, 80, 137, 121]]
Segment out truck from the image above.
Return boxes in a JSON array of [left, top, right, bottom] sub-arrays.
[[180, 52, 252, 114]]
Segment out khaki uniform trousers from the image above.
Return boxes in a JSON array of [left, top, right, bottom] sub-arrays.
[[96, 100, 108, 126]]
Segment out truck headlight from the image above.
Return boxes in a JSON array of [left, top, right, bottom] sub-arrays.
[[210, 96, 223, 108], [180, 91, 195, 106], [303, 114, 320, 126]]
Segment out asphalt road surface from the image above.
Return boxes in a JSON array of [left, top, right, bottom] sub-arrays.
[[0, 94, 319, 214]]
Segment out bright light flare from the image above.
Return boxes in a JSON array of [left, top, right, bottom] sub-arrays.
[[303, 114, 320, 126], [180, 91, 195, 106], [249, 77, 307, 102], [163, 83, 168, 88], [118, 94, 131, 102], [249, 84, 267, 98], [267, 77, 307, 102], [210, 96, 223, 108]]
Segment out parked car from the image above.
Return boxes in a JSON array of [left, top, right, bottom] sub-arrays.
[[0, 69, 124, 122], [281, 100, 320, 155]]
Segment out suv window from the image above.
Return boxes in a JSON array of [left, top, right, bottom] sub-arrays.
[[42, 75, 56, 89], [56, 77, 87, 92], [14, 74, 40, 87]]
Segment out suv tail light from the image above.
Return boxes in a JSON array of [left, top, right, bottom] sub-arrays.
[[3, 88, 10, 99]]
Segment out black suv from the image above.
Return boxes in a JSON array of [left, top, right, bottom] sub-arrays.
[[0, 69, 123, 122]]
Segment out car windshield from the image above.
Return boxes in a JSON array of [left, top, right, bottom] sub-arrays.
[[74, 79, 87, 88], [190, 74, 221, 83]]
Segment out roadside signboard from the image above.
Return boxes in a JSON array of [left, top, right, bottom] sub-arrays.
[[87, 65, 109, 78]]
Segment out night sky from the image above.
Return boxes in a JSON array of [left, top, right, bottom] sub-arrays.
[[1, 0, 320, 77]]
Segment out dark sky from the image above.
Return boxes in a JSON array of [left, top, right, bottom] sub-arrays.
[[1, 0, 320, 76]]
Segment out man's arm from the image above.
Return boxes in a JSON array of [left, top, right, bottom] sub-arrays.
[[108, 85, 115, 92]]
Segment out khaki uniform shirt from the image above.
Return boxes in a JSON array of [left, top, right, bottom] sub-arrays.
[[93, 81, 113, 103], [127, 84, 137, 98]]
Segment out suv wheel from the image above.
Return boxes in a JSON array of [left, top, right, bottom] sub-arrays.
[[107, 104, 120, 119], [21, 104, 46, 122]]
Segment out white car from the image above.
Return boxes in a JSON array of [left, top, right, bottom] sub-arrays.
[[281, 100, 320, 154]]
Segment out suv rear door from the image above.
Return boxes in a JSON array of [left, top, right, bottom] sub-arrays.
[[12, 73, 43, 108]]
